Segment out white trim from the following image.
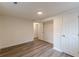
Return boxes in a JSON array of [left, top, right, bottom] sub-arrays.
[[41, 7, 79, 22], [53, 47, 63, 52]]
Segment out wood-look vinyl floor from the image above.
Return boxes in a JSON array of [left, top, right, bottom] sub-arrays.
[[0, 40, 72, 57]]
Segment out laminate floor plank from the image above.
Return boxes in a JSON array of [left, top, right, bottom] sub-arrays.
[[39, 49, 54, 57], [0, 40, 72, 57]]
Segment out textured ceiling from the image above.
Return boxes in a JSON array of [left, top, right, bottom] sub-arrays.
[[0, 2, 79, 20]]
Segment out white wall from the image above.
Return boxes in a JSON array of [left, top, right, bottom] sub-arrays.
[[0, 16, 33, 49], [43, 20, 53, 44]]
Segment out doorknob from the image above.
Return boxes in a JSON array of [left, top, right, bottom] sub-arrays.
[[62, 35, 65, 37], [78, 34, 79, 36]]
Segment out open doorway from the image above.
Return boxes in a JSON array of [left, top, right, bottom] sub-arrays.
[[33, 22, 43, 40], [33, 23, 39, 40]]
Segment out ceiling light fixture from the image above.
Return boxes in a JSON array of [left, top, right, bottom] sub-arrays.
[[37, 11, 43, 15]]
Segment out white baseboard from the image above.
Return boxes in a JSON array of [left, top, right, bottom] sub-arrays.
[[53, 47, 63, 52]]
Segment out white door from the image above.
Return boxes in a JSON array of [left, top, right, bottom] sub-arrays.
[[53, 15, 63, 50], [43, 20, 53, 44], [61, 13, 79, 56]]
